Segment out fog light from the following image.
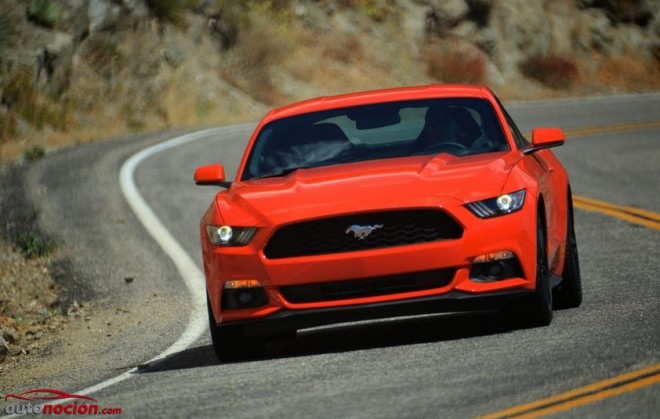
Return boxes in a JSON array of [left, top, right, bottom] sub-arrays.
[[488, 262, 504, 278], [237, 291, 253, 304], [470, 252, 523, 283], [222, 279, 269, 310]]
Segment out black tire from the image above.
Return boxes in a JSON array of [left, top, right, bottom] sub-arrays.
[[553, 194, 582, 309], [207, 296, 265, 362], [504, 210, 553, 328]]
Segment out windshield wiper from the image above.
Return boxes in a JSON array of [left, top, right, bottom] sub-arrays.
[[251, 167, 304, 180], [251, 159, 347, 181]]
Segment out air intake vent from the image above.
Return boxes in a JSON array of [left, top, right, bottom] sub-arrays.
[[280, 269, 455, 304], [264, 209, 463, 259]]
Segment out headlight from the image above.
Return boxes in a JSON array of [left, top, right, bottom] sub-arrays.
[[465, 189, 526, 218], [206, 225, 259, 246]]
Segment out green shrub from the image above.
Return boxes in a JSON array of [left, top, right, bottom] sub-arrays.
[[520, 54, 578, 89], [84, 35, 126, 78], [13, 230, 56, 259], [27, 0, 60, 29], [122, 103, 146, 131], [24, 146, 46, 162], [146, 0, 192, 26]]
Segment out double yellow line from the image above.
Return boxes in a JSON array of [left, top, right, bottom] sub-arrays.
[[481, 363, 660, 419], [563, 120, 660, 139], [483, 120, 660, 418], [573, 195, 660, 230], [526, 120, 660, 231], [564, 121, 660, 230]]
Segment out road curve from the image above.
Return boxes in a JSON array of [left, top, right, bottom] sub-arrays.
[[10, 94, 660, 418]]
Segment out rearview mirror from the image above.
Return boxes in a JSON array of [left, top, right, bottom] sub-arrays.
[[194, 164, 231, 188], [348, 105, 401, 130]]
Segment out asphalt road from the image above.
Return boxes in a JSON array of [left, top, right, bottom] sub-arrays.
[[11, 94, 660, 418]]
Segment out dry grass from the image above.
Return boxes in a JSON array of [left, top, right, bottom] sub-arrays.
[[2, 2, 659, 163], [82, 34, 126, 79], [334, 0, 399, 22], [0, 11, 18, 63], [423, 40, 487, 85], [586, 53, 660, 92], [322, 32, 365, 64], [1, 66, 70, 141], [520, 54, 579, 89], [219, 12, 293, 105], [0, 239, 64, 362]]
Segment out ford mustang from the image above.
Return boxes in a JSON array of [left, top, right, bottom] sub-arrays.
[[195, 85, 582, 361]]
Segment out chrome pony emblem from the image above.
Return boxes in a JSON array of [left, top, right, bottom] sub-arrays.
[[345, 224, 384, 240]]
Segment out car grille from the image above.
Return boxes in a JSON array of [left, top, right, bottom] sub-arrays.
[[263, 209, 463, 259], [280, 269, 455, 304]]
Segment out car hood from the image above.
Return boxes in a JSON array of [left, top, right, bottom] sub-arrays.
[[217, 152, 521, 225]]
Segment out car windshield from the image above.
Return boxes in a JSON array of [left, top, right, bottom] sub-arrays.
[[242, 98, 509, 181]]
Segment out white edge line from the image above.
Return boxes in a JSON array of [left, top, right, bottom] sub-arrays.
[[6, 126, 246, 417], [86, 128, 217, 387]]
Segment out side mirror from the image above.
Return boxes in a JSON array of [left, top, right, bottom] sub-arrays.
[[194, 164, 232, 188], [524, 128, 565, 154]]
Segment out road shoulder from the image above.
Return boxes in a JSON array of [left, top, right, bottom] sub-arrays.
[[1, 130, 194, 401]]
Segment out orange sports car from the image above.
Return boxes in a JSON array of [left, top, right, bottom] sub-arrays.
[[195, 85, 582, 361]]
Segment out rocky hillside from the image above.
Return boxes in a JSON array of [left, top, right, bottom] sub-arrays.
[[1, 0, 659, 160], [0, 0, 659, 372]]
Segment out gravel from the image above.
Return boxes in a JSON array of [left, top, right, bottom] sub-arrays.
[[0, 162, 77, 370]]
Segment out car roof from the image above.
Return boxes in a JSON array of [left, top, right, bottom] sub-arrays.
[[264, 84, 491, 122]]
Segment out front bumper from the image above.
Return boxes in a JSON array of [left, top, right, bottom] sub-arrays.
[[203, 198, 538, 325], [221, 289, 534, 337]]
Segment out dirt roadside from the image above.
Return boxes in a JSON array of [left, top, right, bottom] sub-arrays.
[[0, 131, 194, 403]]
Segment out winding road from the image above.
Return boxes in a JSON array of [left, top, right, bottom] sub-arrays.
[[9, 94, 660, 418]]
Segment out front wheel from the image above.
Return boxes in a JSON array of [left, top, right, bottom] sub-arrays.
[[554, 194, 582, 309], [505, 210, 553, 328], [207, 296, 265, 362]]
